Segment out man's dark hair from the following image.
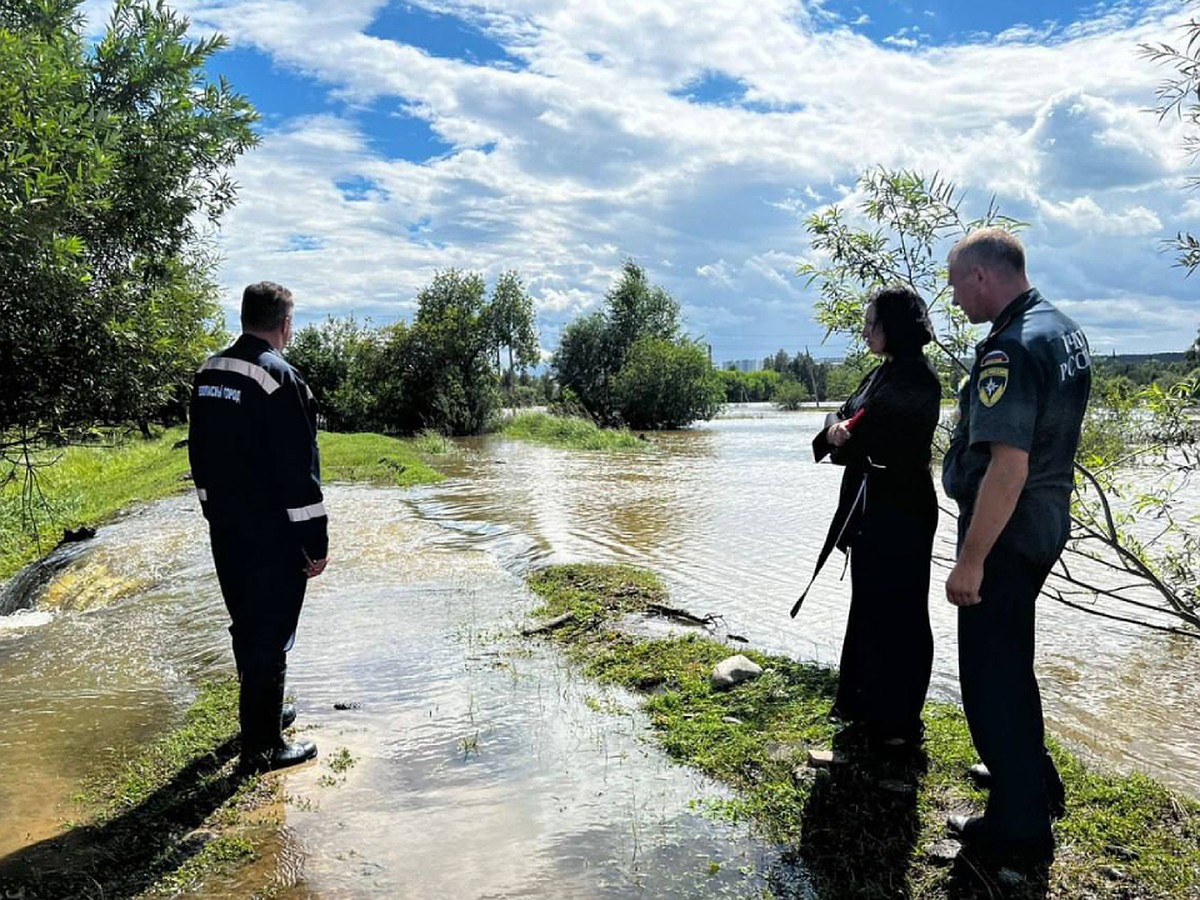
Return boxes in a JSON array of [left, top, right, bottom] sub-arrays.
[[872, 286, 934, 356], [241, 281, 294, 331]]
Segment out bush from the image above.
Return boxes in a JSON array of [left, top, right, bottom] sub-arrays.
[[772, 379, 812, 410], [613, 337, 725, 429]]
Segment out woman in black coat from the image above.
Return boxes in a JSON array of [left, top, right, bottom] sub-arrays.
[[806, 286, 941, 747]]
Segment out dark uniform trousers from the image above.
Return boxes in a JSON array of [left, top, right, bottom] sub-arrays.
[[210, 524, 307, 682], [210, 522, 308, 754], [958, 525, 1063, 843]]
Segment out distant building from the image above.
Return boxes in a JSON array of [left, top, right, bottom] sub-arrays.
[[725, 359, 760, 373]]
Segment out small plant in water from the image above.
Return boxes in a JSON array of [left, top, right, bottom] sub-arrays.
[[328, 746, 356, 775], [458, 731, 480, 758]]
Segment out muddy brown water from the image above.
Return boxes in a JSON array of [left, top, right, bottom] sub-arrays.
[[1, 404, 1197, 897]]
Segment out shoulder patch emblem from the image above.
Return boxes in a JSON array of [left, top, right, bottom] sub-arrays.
[[978, 366, 1008, 408], [980, 349, 1009, 368]]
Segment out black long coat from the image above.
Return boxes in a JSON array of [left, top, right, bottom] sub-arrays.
[[810, 353, 941, 740]]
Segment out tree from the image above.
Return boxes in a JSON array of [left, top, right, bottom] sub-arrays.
[[763, 348, 790, 373], [613, 337, 725, 429], [553, 261, 720, 429], [772, 379, 811, 411], [287, 317, 384, 432], [402, 269, 500, 435], [824, 359, 871, 401], [790, 349, 827, 402], [604, 260, 680, 359], [1141, 14, 1200, 273], [0, 0, 257, 442], [801, 167, 1200, 638], [0, 0, 257, 545], [555, 312, 610, 418], [800, 168, 1018, 396], [488, 270, 540, 407]]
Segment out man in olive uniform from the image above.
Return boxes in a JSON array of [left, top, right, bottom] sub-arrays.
[[189, 281, 329, 772], [942, 229, 1091, 865]]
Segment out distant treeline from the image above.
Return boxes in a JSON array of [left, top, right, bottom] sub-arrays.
[[718, 349, 874, 406], [1091, 351, 1195, 388], [716, 346, 1199, 410], [290, 262, 726, 435]]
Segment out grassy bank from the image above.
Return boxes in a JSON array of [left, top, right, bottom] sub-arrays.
[[497, 411, 649, 450], [525, 563, 1200, 899], [0, 428, 445, 581], [0, 678, 270, 898]]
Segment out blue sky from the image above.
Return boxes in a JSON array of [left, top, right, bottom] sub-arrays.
[[83, 0, 1200, 360]]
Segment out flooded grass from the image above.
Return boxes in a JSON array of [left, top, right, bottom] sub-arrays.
[[0, 428, 443, 580], [408, 427, 465, 456], [0, 678, 281, 899], [525, 563, 1200, 900], [498, 411, 650, 450], [0, 426, 194, 580]]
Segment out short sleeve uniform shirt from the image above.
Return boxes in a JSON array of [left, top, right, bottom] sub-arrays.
[[942, 288, 1092, 565]]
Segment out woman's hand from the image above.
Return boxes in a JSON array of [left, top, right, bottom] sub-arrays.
[[827, 420, 852, 447]]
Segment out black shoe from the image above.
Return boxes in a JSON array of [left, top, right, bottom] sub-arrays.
[[240, 738, 318, 773], [966, 763, 1066, 820], [947, 814, 1054, 867], [967, 762, 992, 786], [828, 703, 864, 724], [868, 720, 924, 753], [281, 702, 297, 730]]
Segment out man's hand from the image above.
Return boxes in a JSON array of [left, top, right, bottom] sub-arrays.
[[304, 556, 328, 578], [946, 557, 984, 606], [827, 421, 851, 447]]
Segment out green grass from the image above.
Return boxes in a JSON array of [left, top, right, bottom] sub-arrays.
[[0, 427, 195, 580], [318, 431, 445, 486], [0, 678, 274, 898], [525, 563, 1200, 900], [0, 428, 444, 581], [497, 411, 650, 450]]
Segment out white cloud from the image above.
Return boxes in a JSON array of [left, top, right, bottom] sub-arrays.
[[153, 0, 1200, 355], [1038, 196, 1162, 235]]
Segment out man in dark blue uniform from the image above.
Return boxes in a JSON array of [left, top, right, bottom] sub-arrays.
[[189, 281, 329, 772], [942, 229, 1091, 865]]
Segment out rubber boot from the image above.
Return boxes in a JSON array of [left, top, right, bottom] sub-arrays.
[[236, 667, 294, 730], [239, 673, 317, 773]]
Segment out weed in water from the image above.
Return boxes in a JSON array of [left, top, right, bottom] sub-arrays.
[[327, 746, 357, 775]]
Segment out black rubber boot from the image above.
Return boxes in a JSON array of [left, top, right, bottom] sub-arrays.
[[239, 673, 317, 773]]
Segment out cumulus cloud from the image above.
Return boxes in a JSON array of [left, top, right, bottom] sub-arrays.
[[144, 0, 1200, 355], [1030, 91, 1170, 193]]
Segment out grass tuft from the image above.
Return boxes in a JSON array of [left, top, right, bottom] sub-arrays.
[[498, 412, 649, 450]]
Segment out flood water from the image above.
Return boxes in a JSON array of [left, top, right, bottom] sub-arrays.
[[1, 404, 1197, 897]]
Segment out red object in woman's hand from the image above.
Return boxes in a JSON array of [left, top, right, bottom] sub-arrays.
[[844, 408, 866, 430]]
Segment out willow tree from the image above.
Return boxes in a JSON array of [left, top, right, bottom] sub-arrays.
[[0, 0, 258, 541], [798, 167, 1200, 639]]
